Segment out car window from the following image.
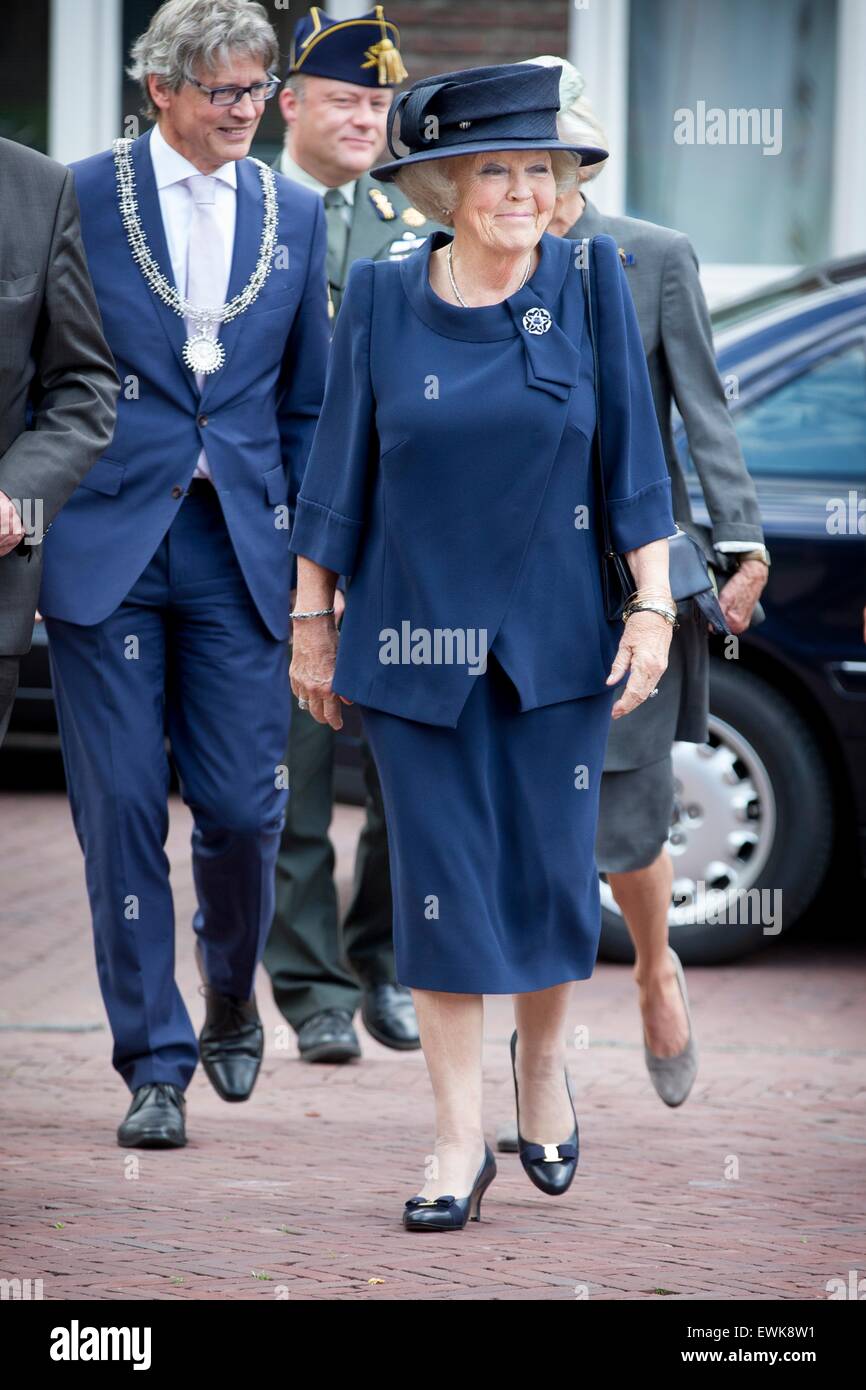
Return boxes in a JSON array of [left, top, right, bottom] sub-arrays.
[[732, 343, 866, 480]]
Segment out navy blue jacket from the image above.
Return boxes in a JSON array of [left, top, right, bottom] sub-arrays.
[[39, 127, 330, 640], [290, 229, 675, 726]]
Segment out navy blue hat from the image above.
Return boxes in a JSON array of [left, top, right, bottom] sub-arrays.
[[371, 62, 608, 182], [289, 5, 407, 87]]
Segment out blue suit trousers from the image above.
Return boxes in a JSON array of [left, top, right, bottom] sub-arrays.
[[44, 486, 290, 1092]]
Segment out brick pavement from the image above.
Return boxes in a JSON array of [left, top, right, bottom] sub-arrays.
[[1, 790, 864, 1301]]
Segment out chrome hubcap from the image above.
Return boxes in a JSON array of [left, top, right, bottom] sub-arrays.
[[600, 714, 776, 927]]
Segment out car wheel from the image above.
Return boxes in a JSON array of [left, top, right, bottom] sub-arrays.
[[598, 660, 834, 964]]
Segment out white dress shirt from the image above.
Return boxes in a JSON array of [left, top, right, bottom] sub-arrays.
[[149, 123, 238, 480]]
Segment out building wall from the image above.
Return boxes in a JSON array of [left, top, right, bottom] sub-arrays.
[[385, 1, 569, 79], [1, 0, 861, 301]]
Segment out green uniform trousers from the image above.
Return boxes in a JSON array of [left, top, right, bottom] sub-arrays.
[[263, 691, 396, 1028]]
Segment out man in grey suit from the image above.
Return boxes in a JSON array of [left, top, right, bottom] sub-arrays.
[[0, 137, 119, 745], [496, 58, 768, 1147]]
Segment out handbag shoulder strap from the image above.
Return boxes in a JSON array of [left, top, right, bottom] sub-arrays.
[[580, 235, 615, 560]]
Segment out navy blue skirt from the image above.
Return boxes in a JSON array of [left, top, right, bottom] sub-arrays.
[[358, 653, 617, 994]]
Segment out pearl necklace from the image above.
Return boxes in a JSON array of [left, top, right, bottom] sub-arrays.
[[446, 240, 531, 308], [112, 137, 279, 375]]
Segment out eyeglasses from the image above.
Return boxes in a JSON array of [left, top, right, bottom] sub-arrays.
[[187, 73, 280, 107]]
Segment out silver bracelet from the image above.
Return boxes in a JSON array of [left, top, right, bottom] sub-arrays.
[[622, 600, 678, 627], [289, 606, 336, 620]]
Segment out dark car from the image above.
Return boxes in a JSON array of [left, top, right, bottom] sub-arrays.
[[6, 257, 866, 964], [599, 254, 866, 962]]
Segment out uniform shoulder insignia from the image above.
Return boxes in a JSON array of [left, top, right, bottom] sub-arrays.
[[368, 187, 396, 220], [401, 206, 427, 227]]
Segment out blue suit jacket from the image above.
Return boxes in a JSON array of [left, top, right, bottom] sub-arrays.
[[39, 127, 330, 640], [290, 230, 676, 726]]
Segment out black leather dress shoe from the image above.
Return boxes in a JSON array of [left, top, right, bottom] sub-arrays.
[[195, 941, 263, 1102], [361, 983, 421, 1050], [297, 1008, 361, 1063], [199, 988, 264, 1102], [117, 1083, 187, 1149], [495, 1121, 519, 1153]]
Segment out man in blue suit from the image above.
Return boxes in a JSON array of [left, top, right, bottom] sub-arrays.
[[39, 0, 330, 1148]]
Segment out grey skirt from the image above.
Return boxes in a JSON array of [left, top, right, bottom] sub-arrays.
[[595, 607, 710, 875], [602, 605, 709, 773]]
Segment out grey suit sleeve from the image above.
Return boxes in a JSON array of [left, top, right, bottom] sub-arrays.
[[660, 233, 764, 548], [0, 169, 119, 533]]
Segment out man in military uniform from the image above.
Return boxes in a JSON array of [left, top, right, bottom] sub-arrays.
[[275, 5, 436, 318], [265, 6, 443, 1062]]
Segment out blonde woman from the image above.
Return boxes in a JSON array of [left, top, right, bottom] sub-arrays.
[[289, 63, 677, 1229]]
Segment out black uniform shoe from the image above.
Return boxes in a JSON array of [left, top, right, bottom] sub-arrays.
[[117, 1083, 187, 1149], [195, 940, 264, 1102], [297, 1008, 361, 1063], [361, 983, 421, 1050], [199, 988, 264, 1102], [495, 1122, 519, 1153]]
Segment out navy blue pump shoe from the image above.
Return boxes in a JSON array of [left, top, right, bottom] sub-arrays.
[[510, 1029, 578, 1196], [402, 1142, 497, 1231]]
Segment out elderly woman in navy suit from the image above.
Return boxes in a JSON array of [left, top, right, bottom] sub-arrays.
[[288, 63, 678, 1230]]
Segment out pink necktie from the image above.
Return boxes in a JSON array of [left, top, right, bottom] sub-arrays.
[[185, 174, 226, 392]]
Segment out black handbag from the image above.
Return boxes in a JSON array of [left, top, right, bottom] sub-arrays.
[[580, 235, 731, 636]]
